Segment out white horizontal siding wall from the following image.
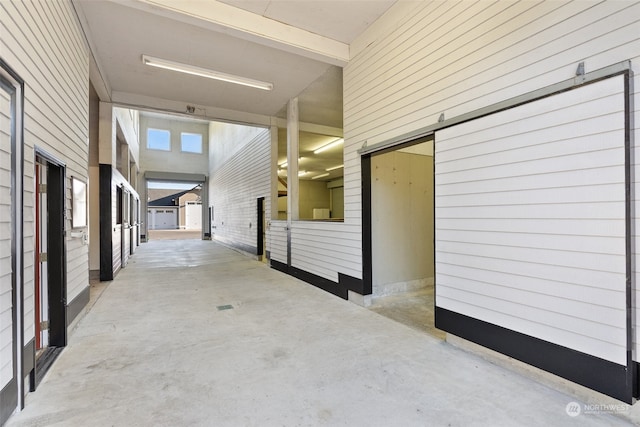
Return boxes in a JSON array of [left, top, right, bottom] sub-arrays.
[[0, 79, 13, 392], [268, 220, 288, 264], [435, 76, 627, 365], [209, 126, 271, 252], [291, 221, 362, 281], [345, 0, 640, 354], [1, 0, 90, 342]]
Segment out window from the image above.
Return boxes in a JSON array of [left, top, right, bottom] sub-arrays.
[[116, 186, 123, 224], [147, 128, 170, 151], [181, 132, 203, 153]]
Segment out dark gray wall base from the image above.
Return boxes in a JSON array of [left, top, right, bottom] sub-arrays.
[[66, 286, 90, 326], [213, 237, 258, 256], [270, 260, 356, 300], [89, 269, 100, 282], [436, 307, 634, 403], [0, 379, 17, 427], [23, 338, 35, 378]]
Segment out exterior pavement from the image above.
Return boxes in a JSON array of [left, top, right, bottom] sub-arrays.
[[6, 240, 640, 426]]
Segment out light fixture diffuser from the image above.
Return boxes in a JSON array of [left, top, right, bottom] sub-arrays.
[[142, 55, 273, 91], [312, 173, 330, 180], [326, 164, 344, 171], [314, 138, 344, 154]]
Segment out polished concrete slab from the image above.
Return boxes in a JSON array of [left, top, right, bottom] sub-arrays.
[[7, 240, 639, 426]]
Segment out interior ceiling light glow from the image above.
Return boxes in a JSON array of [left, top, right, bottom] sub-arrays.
[[314, 138, 344, 154], [142, 55, 274, 91], [312, 173, 330, 180], [298, 171, 307, 176], [326, 164, 344, 171]]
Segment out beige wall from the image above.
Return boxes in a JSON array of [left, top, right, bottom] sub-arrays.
[[140, 115, 209, 175], [371, 150, 433, 293], [299, 180, 330, 219]]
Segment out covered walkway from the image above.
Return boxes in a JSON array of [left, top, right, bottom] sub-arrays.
[[6, 241, 636, 426]]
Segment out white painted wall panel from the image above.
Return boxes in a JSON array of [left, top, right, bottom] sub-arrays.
[[1, 0, 90, 344], [268, 220, 287, 264], [0, 87, 13, 390], [209, 126, 271, 252], [434, 76, 627, 365], [345, 0, 640, 356], [291, 221, 362, 281]]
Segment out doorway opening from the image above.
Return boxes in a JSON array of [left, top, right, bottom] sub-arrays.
[[257, 197, 267, 263], [33, 152, 67, 389], [146, 180, 203, 240], [364, 137, 442, 338]]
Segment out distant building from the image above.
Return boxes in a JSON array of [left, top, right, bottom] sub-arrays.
[[148, 186, 202, 230]]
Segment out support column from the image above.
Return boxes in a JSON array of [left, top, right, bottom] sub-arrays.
[[270, 123, 278, 221], [286, 98, 299, 267], [287, 98, 299, 221]]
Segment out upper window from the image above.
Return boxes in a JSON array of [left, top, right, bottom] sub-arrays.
[[147, 128, 171, 151], [181, 132, 203, 154]]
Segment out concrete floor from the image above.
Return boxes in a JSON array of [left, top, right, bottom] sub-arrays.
[[369, 285, 446, 340], [7, 240, 640, 426]]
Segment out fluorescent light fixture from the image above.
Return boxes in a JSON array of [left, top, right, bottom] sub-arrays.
[[312, 173, 330, 180], [279, 157, 303, 169], [326, 164, 344, 171], [314, 138, 344, 154], [298, 171, 307, 176], [142, 55, 274, 91]]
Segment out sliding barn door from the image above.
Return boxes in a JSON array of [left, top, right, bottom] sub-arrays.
[[434, 74, 631, 401]]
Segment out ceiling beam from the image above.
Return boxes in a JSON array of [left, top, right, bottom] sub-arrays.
[[111, 0, 350, 66], [111, 91, 273, 128]]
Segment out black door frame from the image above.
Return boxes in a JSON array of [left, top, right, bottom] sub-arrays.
[[257, 197, 265, 257], [32, 149, 67, 389]]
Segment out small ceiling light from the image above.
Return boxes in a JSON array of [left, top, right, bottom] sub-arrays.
[[279, 161, 288, 168], [298, 171, 307, 176], [312, 173, 330, 180], [326, 164, 344, 171], [142, 55, 274, 91], [314, 138, 344, 154]]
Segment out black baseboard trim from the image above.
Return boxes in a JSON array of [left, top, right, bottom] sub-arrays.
[[635, 361, 640, 398], [436, 307, 633, 403], [270, 259, 288, 274], [339, 273, 365, 295], [269, 260, 349, 300], [66, 286, 90, 326], [290, 267, 348, 300], [23, 338, 35, 378]]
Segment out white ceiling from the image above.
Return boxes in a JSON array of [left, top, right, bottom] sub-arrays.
[[75, 0, 397, 126]]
